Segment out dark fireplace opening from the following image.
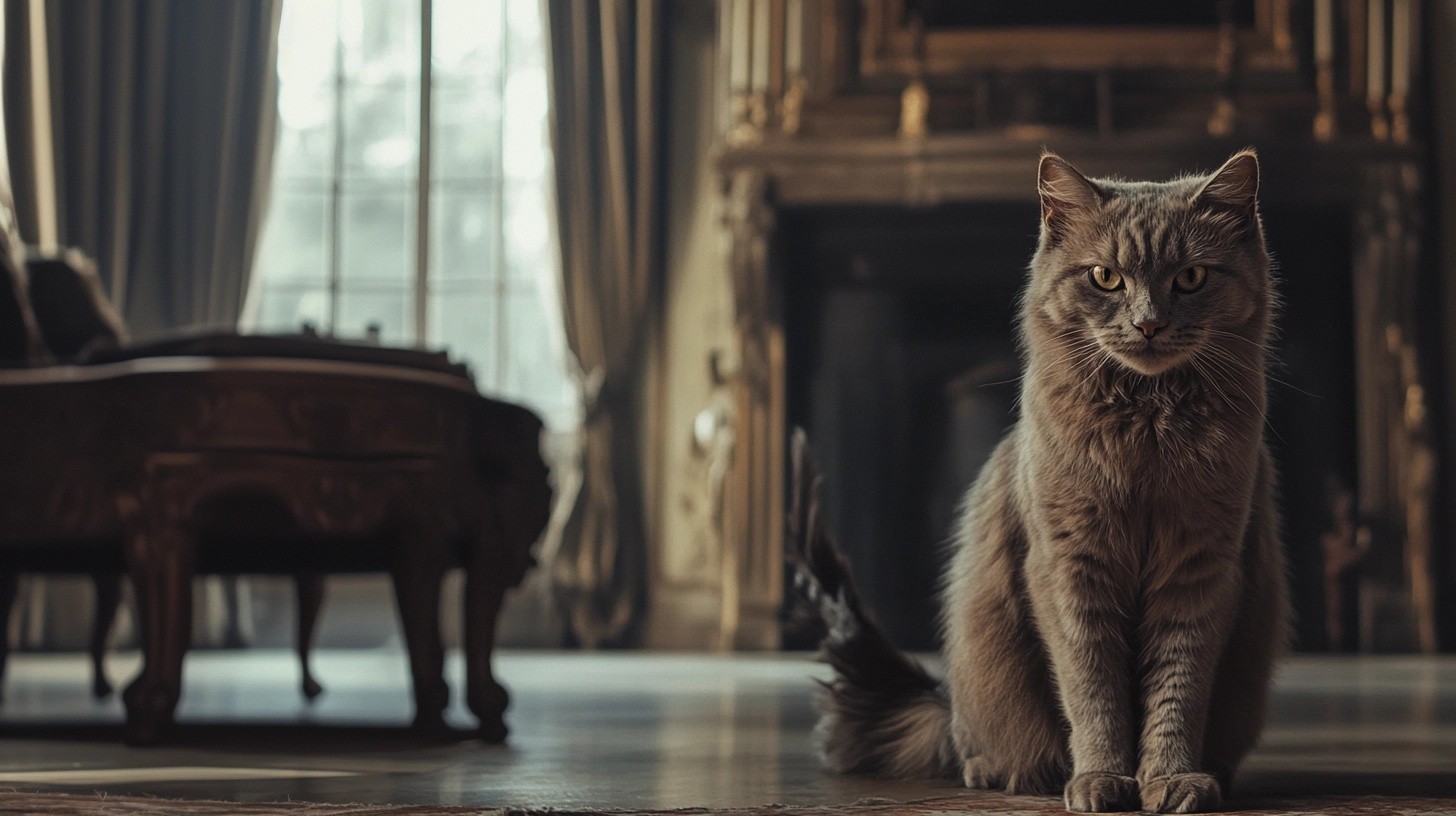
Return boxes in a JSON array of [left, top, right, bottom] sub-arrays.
[[783, 202, 1356, 652], [1261, 203, 1359, 652]]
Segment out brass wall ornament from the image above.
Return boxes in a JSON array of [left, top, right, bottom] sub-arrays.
[[899, 79, 929, 140]]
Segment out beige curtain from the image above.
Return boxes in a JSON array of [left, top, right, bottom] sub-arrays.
[[544, 0, 662, 647], [4, 0, 282, 338]]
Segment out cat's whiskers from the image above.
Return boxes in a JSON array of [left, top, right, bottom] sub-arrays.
[[1068, 346, 1112, 385], [1201, 346, 1281, 409], [974, 334, 1104, 390], [1187, 355, 1231, 405], [1042, 336, 1106, 373], [1200, 328, 1280, 363], [1199, 345, 1263, 386], [1201, 334, 1320, 398], [1193, 349, 1260, 408], [1061, 343, 1107, 371], [1189, 357, 1263, 443], [1073, 348, 1113, 394], [1193, 347, 1288, 445], [1200, 327, 1268, 350]]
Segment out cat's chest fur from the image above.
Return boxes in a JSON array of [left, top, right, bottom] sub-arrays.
[[1021, 371, 1263, 566], [1037, 373, 1257, 480]]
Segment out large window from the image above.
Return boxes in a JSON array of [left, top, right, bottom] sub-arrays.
[[246, 0, 577, 431]]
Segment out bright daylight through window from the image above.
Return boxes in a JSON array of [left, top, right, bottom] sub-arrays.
[[246, 0, 577, 431]]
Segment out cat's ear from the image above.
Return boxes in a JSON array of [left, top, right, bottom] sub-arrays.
[[1193, 149, 1260, 211], [1038, 153, 1103, 242]]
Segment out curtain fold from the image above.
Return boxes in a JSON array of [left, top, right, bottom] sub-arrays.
[[544, 0, 663, 648], [0, 0, 43, 363], [0, 0, 281, 651], [5, 0, 281, 338]]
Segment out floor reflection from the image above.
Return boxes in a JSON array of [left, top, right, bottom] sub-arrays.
[[0, 651, 1451, 809]]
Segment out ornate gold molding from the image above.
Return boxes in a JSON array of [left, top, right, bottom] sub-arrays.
[[1351, 163, 1436, 652], [718, 170, 784, 649]]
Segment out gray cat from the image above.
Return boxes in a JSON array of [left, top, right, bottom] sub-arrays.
[[791, 150, 1289, 814]]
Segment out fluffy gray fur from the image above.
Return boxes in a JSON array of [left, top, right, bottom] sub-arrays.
[[794, 150, 1290, 814]]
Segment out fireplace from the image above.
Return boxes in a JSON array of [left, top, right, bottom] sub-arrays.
[[777, 201, 1360, 651], [705, 0, 1439, 653], [781, 203, 1029, 649]]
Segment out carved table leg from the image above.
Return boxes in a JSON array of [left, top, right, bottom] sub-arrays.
[[123, 524, 194, 745], [90, 573, 123, 698], [390, 536, 450, 737], [0, 573, 17, 703], [294, 573, 326, 700], [464, 560, 510, 743]]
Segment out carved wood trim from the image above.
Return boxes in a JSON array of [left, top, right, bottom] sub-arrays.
[[854, 0, 1296, 79], [720, 169, 785, 649], [120, 453, 458, 542], [720, 135, 1425, 208], [1351, 161, 1437, 652]]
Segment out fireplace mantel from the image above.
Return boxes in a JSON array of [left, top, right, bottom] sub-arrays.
[[718, 133, 1422, 208]]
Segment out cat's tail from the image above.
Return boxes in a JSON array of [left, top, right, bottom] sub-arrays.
[[789, 429, 957, 780]]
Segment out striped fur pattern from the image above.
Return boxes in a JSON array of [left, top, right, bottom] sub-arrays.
[[793, 151, 1290, 814]]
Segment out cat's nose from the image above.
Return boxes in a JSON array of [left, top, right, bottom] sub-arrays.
[[1134, 319, 1167, 339]]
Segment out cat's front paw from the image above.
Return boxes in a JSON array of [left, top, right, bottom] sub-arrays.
[[962, 756, 1000, 789], [1140, 772, 1222, 813], [1063, 771, 1139, 813]]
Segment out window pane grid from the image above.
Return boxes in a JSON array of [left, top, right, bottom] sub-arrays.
[[248, 0, 578, 430]]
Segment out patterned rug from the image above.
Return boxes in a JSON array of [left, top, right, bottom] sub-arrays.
[[4, 790, 1456, 815]]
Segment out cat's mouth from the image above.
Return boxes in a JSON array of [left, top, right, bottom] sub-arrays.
[[1105, 336, 1195, 376]]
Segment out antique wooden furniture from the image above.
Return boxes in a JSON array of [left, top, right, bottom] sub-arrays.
[[0, 348, 550, 744], [1, 256, 454, 704]]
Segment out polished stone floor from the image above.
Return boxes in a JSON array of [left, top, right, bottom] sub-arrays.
[[0, 651, 1453, 811]]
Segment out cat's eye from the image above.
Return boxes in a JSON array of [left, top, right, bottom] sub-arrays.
[[1088, 265, 1123, 291], [1174, 265, 1209, 293]]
